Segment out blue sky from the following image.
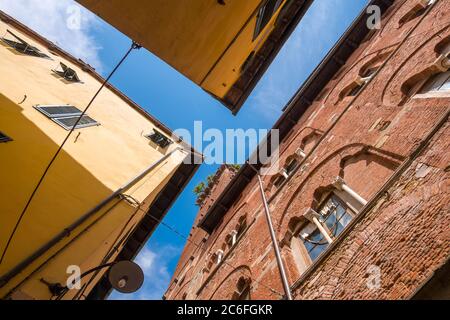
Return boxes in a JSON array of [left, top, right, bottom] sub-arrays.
[[0, 0, 368, 300]]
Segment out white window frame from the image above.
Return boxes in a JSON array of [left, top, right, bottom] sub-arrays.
[[34, 105, 99, 130], [216, 250, 224, 265], [51, 115, 99, 131], [230, 230, 238, 247]]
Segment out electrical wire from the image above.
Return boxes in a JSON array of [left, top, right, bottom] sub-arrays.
[[70, 194, 144, 300], [144, 211, 286, 299], [53, 195, 285, 300], [0, 42, 141, 265]]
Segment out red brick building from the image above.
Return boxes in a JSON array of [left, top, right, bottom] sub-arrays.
[[165, 0, 450, 300]]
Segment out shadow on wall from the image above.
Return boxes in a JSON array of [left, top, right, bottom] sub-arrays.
[[0, 93, 114, 278]]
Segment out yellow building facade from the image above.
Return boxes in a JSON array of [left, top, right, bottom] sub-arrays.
[[0, 11, 199, 300], [78, 0, 313, 114]]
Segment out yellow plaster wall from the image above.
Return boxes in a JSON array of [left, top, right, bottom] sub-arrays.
[[0, 19, 186, 299], [77, 0, 287, 99]]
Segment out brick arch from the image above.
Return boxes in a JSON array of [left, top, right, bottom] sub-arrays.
[[324, 48, 394, 106], [376, 0, 422, 43], [300, 129, 323, 154], [205, 207, 248, 264], [381, 25, 450, 106], [209, 265, 252, 300], [276, 144, 404, 235], [277, 143, 367, 234], [400, 35, 450, 100], [338, 147, 404, 201], [172, 278, 192, 300]]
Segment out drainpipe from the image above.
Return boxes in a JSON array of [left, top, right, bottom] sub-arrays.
[[0, 147, 188, 289], [248, 163, 293, 300]]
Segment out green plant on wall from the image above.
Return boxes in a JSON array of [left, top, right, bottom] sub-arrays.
[[193, 165, 241, 206], [193, 181, 206, 196]]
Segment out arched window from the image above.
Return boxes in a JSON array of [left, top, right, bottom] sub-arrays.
[[284, 156, 299, 176], [419, 71, 450, 95], [292, 177, 367, 265], [403, 41, 450, 99], [232, 278, 251, 300], [298, 194, 355, 262], [339, 65, 380, 100], [268, 174, 286, 193], [398, 0, 435, 27]]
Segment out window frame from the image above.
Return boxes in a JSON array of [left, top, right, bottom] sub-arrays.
[[34, 105, 99, 130], [145, 129, 173, 149], [253, 0, 284, 40], [297, 193, 355, 263], [416, 70, 450, 97], [51, 115, 99, 131], [1, 29, 51, 59], [52, 62, 81, 83]]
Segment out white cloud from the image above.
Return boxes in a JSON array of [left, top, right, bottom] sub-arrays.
[[109, 245, 182, 300], [0, 0, 103, 71]]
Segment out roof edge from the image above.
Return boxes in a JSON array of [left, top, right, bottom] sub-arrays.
[[198, 0, 395, 233], [0, 9, 198, 154]]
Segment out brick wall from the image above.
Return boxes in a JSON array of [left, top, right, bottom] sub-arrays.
[[165, 0, 450, 300]]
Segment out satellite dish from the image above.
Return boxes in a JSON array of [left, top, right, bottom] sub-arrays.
[[108, 261, 144, 294]]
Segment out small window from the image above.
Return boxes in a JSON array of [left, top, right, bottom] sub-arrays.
[[273, 175, 285, 188], [34, 105, 99, 130], [53, 62, 81, 83], [347, 83, 364, 97], [0, 131, 12, 143], [253, 0, 283, 40], [284, 158, 299, 176], [342, 65, 380, 99], [235, 278, 251, 300], [1, 29, 50, 59], [361, 67, 378, 78], [146, 129, 173, 148], [419, 71, 450, 94], [399, 0, 435, 26], [299, 194, 354, 262]]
